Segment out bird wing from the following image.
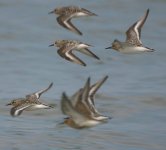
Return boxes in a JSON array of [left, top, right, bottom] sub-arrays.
[[126, 9, 149, 46], [26, 83, 53, 100], [89, 76, 108, 105], [78, 48, 100, 60], [61, 92, 88, 125], [57, 15, 82, 35], [10, 104, 32, 117], [66, 50, 86, 66]]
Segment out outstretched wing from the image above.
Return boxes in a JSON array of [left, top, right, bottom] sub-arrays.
[[57, 15, 82, 35], [65, 50, 86, 66], [81, 8, 98, 16], [126, 9, 149, 46], [78, 48, 100, 60], [10, 104, 32, 117], [26, 83, 53, 100], [89, 76, 108, 105]]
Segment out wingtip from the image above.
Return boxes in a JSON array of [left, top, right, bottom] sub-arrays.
[[62, 92, 68, 99], [87, 77, 91, 83], [92, 13, 98, 16], [78, 32, 83, 36], [149, 49, 155, 52], [48, 104, 55, 109], [146, 9, 150, 15], [49, 82, 53, 87], [93, 54, 100, 60], [81, 63, 87, 67], [75, 28, 83, 36], [96, 56, 100, 60], [84, 77, 91, 88], [104, 75, 109, 80]]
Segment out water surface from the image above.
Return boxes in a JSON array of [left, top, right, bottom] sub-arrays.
[[0, 0, 166, 150]]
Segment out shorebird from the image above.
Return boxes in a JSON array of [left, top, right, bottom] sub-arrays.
[[49, 6, 97, 35], [71, 76, 110, 121], [61, 77, 110, 129], [106, 9, 154, 53], [49, 40, 100, 66], [6, 83, 54, 117]]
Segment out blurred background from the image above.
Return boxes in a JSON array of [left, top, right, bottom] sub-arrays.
[[0, 0, 166, 150]]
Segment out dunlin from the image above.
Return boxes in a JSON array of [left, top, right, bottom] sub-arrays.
[[49, 6, 97, 35], [49, 40, 99, 66], [6, 83, 54, 117], [61, 77, 110, 129], [71, 76, 110, 121], [106, 9, 154, 53]]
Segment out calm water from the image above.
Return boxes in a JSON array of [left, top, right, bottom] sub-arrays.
[[0, 0, 166, 150]]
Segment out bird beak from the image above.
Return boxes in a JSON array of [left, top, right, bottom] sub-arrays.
[[49, 44, 54, 47], [59, 121, 65, 125], [6, 102, 11, 106], [105, 46, 112, 49], [48, 10, 54, 14]]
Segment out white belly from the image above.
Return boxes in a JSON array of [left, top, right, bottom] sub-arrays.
[[120, 46, 151, 54], [26, 104, 50, 111], [82, 120, 101, 127], [74, 12, 88, 17]]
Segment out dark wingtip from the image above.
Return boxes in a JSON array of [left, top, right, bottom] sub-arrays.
[[81, 63, 86, 67], [75, 29, 83, 36], [96, 56, 100, 60], [87, 77, 91, 83], [146, 9, 150, 16], [78, 32, 83, 36], [145, 47, 155, 52], [93, 54, 100, 60], [104, 75, 109, 81], [62, 92, 68, 99], [48, 105, 55, 109], [149, 49, 155, 52], [49, 82, 53, 87], [92, 13, 98, 16]]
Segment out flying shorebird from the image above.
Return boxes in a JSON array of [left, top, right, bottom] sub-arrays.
[[106, 9, 154, 53], [6, 83, 54, 117], [49, 40, 100, 66], [49, 6, 97, 35], [71, 76, 110, 121], [60, 77, 110, 129]]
